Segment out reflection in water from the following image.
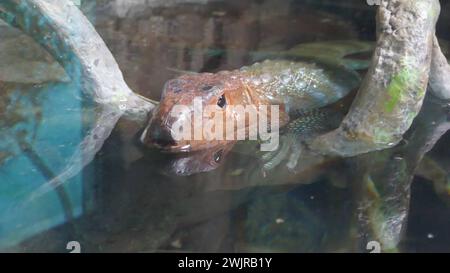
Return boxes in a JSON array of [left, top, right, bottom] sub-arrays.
[[159, 144, 236, 176], [0, 0, 449, 252]]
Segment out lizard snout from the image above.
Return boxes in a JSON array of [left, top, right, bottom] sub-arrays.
[[141, 121, 176, 149]]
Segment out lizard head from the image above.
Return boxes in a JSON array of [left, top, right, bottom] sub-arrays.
[[140, 72, 255, 152]]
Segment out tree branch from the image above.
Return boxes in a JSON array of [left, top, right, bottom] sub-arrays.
[[309, 0, 441, 157], [0, 0, 154, 121]]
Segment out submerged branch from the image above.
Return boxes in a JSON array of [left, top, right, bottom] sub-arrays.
[[28, 106, 122, 200], [351, 94, 450, 251], [17, 138, 75, 223], [0, 0, 156, 195]]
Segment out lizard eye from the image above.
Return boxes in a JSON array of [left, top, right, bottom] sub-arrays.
[[217, 95, 226, 108], [213, 149, 224, 163]]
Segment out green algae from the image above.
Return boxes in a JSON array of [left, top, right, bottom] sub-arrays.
[[384, 66, 423, 113]]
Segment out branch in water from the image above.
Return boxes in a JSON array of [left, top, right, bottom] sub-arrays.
[[0, 0, 155, 120], [0, 0, 156, 196], [351, 95, 450, 251], [28, 106, 122, 200], [310, 0, 441, 157]]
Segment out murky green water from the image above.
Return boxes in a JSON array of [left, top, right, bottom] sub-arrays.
[[0, 0, 449, 252]]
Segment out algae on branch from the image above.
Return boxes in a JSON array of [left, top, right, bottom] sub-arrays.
[[384, 67, 424, 114], [309, 0, 441, 157]]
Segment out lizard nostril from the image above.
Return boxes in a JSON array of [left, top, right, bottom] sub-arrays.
[[149, 125, 176, 148]]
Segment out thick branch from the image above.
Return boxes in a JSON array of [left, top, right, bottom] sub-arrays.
[[0, 0, 156, 196], [310, 0, 440, 157], [0, 0, 154, 120]]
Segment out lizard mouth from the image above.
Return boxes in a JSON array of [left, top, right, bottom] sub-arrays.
[[139, 121, 195, 153], [156, 143, 193, 153]]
